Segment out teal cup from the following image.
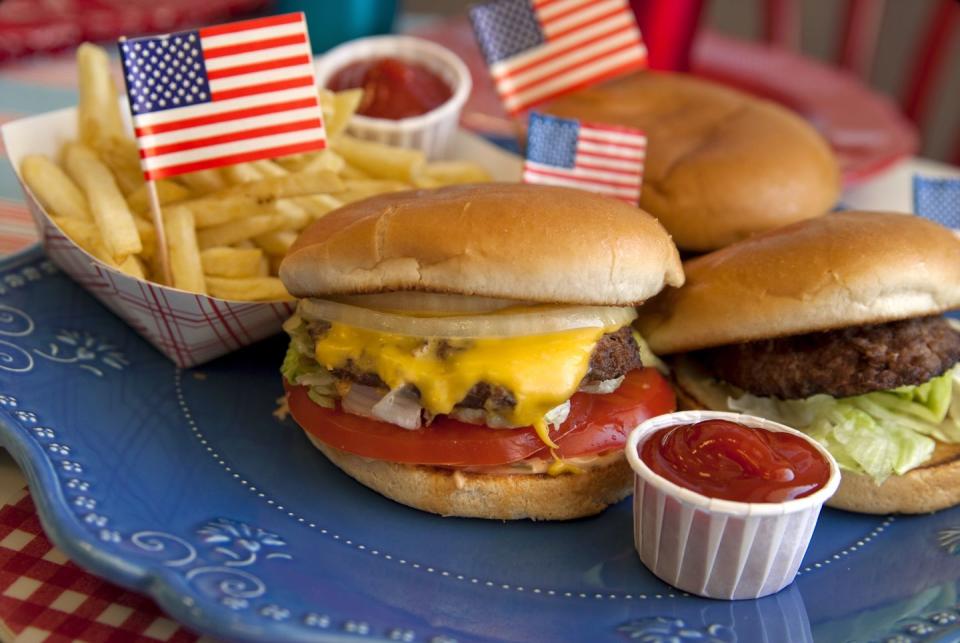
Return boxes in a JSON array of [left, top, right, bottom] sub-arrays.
[[272, 0, 399, 52]]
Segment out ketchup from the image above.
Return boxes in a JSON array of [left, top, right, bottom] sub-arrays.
[[327, 58, 452, 120], [640, 420, 830, 503]]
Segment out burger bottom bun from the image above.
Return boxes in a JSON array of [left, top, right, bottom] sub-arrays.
[[306, 435, 632, 520], [672, 356, 960, 514]]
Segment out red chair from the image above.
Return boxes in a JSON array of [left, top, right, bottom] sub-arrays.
[[630, 0, 960, 165]]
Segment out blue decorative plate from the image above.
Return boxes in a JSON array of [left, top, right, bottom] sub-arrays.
[[3, 244, 960, 643]]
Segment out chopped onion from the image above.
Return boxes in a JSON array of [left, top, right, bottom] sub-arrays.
[[300, 299, 637, 338], [372, 387, 422, 430], [335, 292, 531, 314], [579, 376, 625, 395], [341, 384, 383, 421], [341, 384, 423, 430]]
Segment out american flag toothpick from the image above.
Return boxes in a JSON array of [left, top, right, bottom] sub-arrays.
[[117, 12, 326, 284], [469, 0, 647, 115], [523, 112, 646, 204]]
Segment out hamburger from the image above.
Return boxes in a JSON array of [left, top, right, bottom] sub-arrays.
[[635, 212, 960, 514], [278, 183, 684, 520], [544, 72, 840, 252]]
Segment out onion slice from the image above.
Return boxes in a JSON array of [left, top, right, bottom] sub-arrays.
[[299, 299, 637, 338]]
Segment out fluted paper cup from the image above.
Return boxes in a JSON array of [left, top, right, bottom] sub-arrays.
[[625, 410, 840, 600], [314, 35, 471, 159]]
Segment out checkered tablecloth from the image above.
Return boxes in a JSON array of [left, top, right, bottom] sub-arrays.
[[0, 489, 202, 642]]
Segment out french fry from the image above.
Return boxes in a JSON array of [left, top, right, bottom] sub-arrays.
[[20, 155, 92, 220], [249, 159, 288, 178], [340, 163, 370, 180], [127, 180, 192, 214], [299, 149, 346, 174], [164, 207, 206, 294], [333, 135, 424, 182], [253, 230, 298, 256], [293, 194, 343, 219], [256, 255, 271, 276], [133, 216, 157, 260], [221, 162, 267, 185], [320, 88, 363, 138], [118, 255, 146, 280], [52, 217, 115, 265], [184, 172, 343, 227], [338, 179, 409, 204], [94, 136, 144, 195], [76, 43, 125, 146], [200, 247, 264, 278], [178, 169, 227, 195], [63, 142, 142, 260], [219, 170, 344, 199], [206, 276, 292, 301], [197, 210, 307, 249], [418, 161, 492, 186]]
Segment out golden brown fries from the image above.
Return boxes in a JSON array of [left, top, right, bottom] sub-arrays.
[[62, 142, 142, 261], [200, 247, 264, 278], [21, 155, 92, 221], [165, 207, 205, 293], [19, 42, 492, 301], [76, 43, 125, 146], [206, 276, 292, 302]]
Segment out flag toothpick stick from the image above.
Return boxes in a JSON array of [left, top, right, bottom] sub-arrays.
[[145, 179, 172, 285]]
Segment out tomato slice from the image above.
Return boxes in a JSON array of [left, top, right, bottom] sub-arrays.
[[285, 368, 675, 467], [555, 367, 676, 458]]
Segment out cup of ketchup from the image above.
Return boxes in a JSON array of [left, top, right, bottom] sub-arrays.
[[625, 411, 840, 600], [315, 36, 471, 159]]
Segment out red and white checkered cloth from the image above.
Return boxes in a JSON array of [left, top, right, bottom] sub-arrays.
[[0, 488, 201, 643]]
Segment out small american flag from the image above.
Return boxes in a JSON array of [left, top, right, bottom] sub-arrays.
[[118, 13, 326, 181], [914, 175, 960, 229], [523, 112, 646, 204], [469, 0, 647, 115]]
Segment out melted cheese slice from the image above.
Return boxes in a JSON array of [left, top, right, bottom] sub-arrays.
[[313, 323, 619, 444]]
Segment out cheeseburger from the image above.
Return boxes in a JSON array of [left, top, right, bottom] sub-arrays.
[[278, 184, 683, 520], [544, 72, 840, 252], [636, 212, 960, 514]]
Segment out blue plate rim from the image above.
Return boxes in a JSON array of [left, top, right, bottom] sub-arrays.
[[0, 243, 393, 643]]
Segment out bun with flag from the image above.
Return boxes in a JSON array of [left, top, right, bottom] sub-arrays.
[[278, 183, 684, 520], [542, 72, 841, 252], [635, 211, 960, 514], [468, 1, 839, 253]]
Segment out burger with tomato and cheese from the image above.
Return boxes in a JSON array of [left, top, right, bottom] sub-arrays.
[[278, 183, 684, 520]]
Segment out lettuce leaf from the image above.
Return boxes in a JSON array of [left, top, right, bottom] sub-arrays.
[[280, 315, 336, 409], [729, 366, 960, 484]]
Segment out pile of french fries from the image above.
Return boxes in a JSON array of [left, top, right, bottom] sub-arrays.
[[20, 43, 491, 301]]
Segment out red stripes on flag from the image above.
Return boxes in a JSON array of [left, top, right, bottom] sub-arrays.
[[523, 118, 647, 204], [126, 12, 327, 181], [133, 98, 320, 136], [206, 55, 311, 80], [482, 0, 647, 115]]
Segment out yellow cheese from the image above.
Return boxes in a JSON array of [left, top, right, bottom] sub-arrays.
[[313, 322, 618, 446]]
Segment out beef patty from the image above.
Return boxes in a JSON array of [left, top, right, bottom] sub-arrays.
[[326, 326, 643, 411], [701, 316, 960, 399]]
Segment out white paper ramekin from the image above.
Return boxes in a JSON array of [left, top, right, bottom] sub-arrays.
[[314, 35, 471, 159], [625, 410, 840, 600]]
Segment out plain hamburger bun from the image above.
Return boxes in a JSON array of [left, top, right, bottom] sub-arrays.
[[544, 72, 840, 252], [308, 436, 632, 520], [280, 183, 684, 305], [637, 212, 960, 355], [671, 356, 960, 514]]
